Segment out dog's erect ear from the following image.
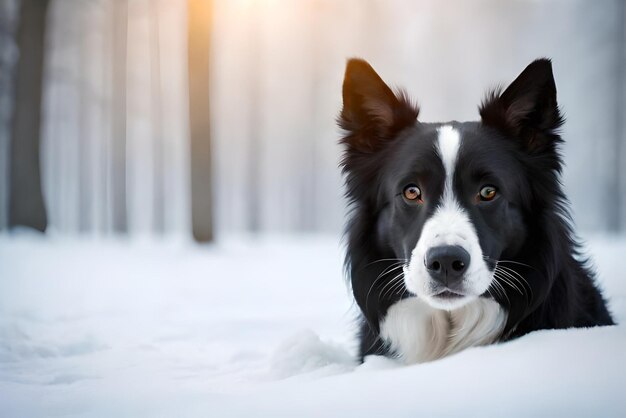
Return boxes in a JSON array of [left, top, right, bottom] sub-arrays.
[[479, 59, 564, 152], [339, 59, 418, 153]]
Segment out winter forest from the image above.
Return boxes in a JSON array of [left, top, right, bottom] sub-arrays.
[[0, 0, 625, 239], [0, 1, 625, 417]]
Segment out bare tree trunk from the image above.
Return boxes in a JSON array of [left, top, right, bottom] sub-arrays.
[[111, 0, 128, 233], [187, 0, 212, 242], [618, 1, 626, 232], [0, 0, 20, 231], [9, 0, 49, 232], [246, 3, 261, 233], [150, 0, 164, 234], [78, 2, 90, 233]]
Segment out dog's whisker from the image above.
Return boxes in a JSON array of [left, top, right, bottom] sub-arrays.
[[498, 274, 525, 298], [364, 276, 388, 313], [487, 257, 536, 303], [495, 258, 540, 273], [379, 272, 405, 301], [497, 263, 529, 282], [390, 278, 407, 296], [484, 256, 539, 273], [361, 258, 408, 269], [494, 267, 524, 295], [497, 265, 534, 302], [375, 263, 405, 281], [364, 262, 408, 312], [490, 280, 503, 299], [497, 265, 532, 294], [378, 272, 403, 296], [490, 274, 511, 305], [491, 279, 506, 302], [496, 280, 511, 305], [384, 281, 405, 301]]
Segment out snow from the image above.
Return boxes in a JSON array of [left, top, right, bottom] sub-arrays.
[[0, 234, 625, 417]]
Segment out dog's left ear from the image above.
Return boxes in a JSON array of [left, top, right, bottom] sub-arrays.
[[479, 58, 564, 152], [339, 58, 418, 153]]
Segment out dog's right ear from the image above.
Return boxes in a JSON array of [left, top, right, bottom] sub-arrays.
[[339, 59, 418, 153]]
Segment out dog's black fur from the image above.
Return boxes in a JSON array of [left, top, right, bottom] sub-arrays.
[[338, 58, 614, 362]]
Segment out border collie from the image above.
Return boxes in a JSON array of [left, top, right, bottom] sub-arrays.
[[339, 58, 614, 364]]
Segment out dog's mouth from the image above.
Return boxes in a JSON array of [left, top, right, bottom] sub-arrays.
[[432, 288, 467, 300]]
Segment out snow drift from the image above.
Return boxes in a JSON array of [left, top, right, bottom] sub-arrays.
[[0, 234, 624, 417]]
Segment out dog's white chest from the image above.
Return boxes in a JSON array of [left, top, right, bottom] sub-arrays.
[[379, 297, 507, 364]]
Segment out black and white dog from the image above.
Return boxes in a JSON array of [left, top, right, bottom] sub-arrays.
[[339, 58, 614, 364]]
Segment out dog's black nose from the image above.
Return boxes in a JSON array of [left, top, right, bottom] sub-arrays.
[[425, 245, 470, 286]]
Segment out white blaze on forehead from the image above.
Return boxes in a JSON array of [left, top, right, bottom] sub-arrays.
[[436, 125, 461, 201]]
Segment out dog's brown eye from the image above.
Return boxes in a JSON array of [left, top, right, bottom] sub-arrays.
[[403, 184, 422, 202], [479, 185, 497, 201]]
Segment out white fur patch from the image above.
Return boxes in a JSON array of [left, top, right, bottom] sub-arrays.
[[403, 125, 494, 310], [380, 296, 507, 364], [437, 125, 461, 186]]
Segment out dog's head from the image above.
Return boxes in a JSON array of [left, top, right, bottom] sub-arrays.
[[340, 59, 563, 311]]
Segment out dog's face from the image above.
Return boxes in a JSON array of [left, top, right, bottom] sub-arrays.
[[379, 122, 529, 310], [340, 59, 562, 312]]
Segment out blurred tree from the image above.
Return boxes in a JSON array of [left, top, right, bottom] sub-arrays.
[[150, 0, 164, 234], [9, 0, 48, 232], [0, 0, 20, 231], [618, 0, 626, 231], [111, 0, 128, 233], [188, 0, 212, 242]]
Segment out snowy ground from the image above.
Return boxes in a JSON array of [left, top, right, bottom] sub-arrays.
[[0, 234, 624, 417]]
